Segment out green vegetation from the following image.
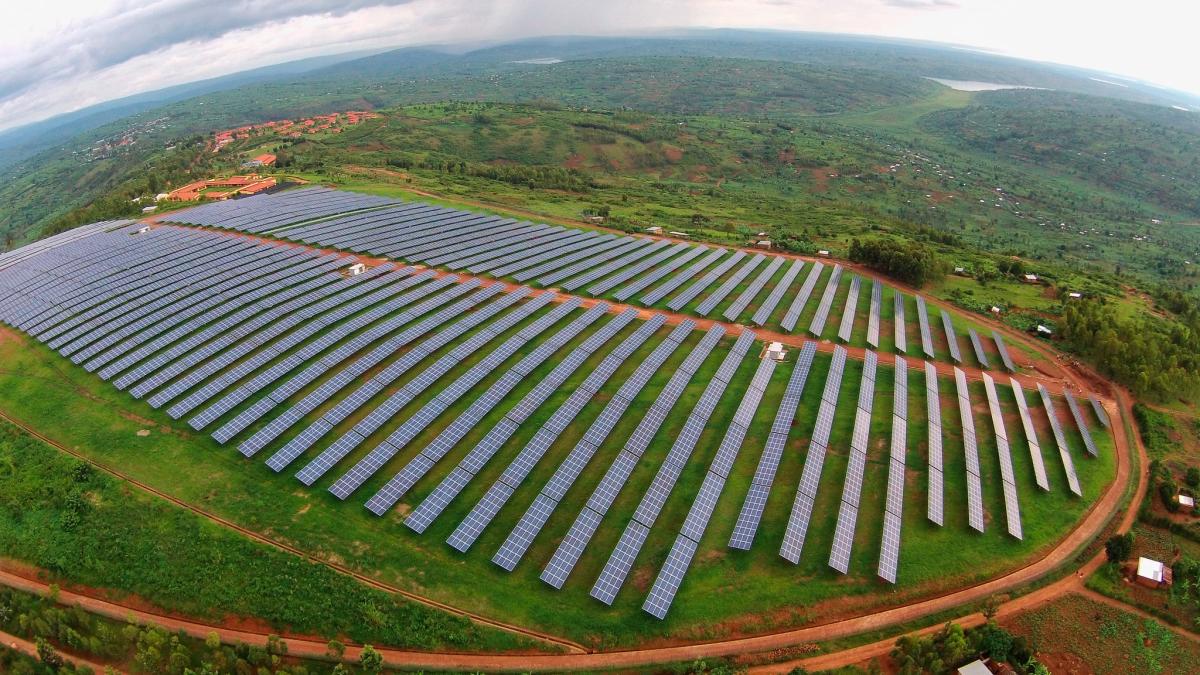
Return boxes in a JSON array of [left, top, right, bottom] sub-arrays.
[[0, 420, 529, 653], [0, 583, 400, 674], [1006, 594, 1194, 675], [848, 237, 948, 287], [890, 620, 1047, 675]]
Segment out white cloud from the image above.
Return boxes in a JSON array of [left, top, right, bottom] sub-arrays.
[[0, 0, 1197, 132]]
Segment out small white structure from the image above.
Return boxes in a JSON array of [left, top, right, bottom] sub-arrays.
[[136, 226, 151, 235], [1068, 291, 1083, 299], [154, 193, 169, 202], [646, 226, 664, 235], [1137, 557, 1171, 588], [766, 342, 787, 362], [755, 240, 772, 250], [990, 306, 1002, 315], [817, 250, 831, 257], [954, 266, 966, 274], [347, 262, 368, 276], [1036, 324, 1053, 336], [957, 660, 992, 675], [1179, 494, 1195, 511], [668, 231, 690, 238], [756, 231, 768, 237], [1023, 273, 1040, 283], [141, 205, 157, 214]]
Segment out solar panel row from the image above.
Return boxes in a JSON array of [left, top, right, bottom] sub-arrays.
[[751, 260, 804, 327], [724, 256, 783, 322], [1010, 379, 1050, 491], [780, 345, 847, 563], [993, 331, 1017, 372], [866, 279, 882, 348], [916, 296, 934, 358], [968, 329, 991, 369], [982, 373, 1024, 540], [1063, 389, 1100, 457], [955, 367, 986, 533], [878, 356, 907, 583], [667, 250, 747, 311], [1038, 384, 1083, 496], [836, 275, 861, 343], [829, 350, 878, 574], [940, 310, 962, 364], [925, 361, 944, 526], [894, 291, 908, 354]]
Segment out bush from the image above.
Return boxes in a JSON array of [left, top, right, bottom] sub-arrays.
[[1106, 533, 1135, 563], [849, 237, 948, 287], [1186, 467, 1200, 489]]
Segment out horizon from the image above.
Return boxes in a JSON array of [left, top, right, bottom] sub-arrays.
[[2, 0, 1198, 134]]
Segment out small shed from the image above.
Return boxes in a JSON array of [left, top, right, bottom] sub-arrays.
[[1068, 292, 1083, 299], [817, 250, 831, 257], [990, 306, 1002, 315], [1137, 557, 1172, 589], [1023, 273, 1040, 283], [668, 231, 690, 238], [141, 205, 157, 214], [646, 226, 664, 235], [347, 262, 368, 276], [1036, 325, 1053, 337], [957, 660, 992, 675], [136, 226, 151, 235], [755, 240, 772, 250], [1179, 494, 1195, 512]]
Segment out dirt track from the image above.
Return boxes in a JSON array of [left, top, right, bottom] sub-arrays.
[[1, 627, 118, 673]]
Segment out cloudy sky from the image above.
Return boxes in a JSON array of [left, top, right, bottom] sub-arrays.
[[0, 0, 1194, 131]]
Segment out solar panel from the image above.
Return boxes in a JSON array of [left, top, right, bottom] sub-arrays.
[[1063, 389, 1100, 457], [751, 259, 803, 327], [589, 242, 692, 295], [916, 296, 934, 358], [591, 521, 650, 605], [866, 279, 882, 348], [993, 331, 1017, 372], [808, 264, 843, 337], [940, 310, 962, 363], [955, 367, 986, 532], [781, 261, 823, 332], [925, 362, 944, 525], [982, 373, 1023, 539], [642, 535, 700, 620], [611, 245, 706, 301], [1088, 394, 1111, 429], [640, 248, 727, 305], [723, 256, 782, 321], [780, 346, 846, 563], [1038, 384, 1082, 496], [667, 250, 747, 311], [893, 291, 907, 354], [968, 329, 991, 369], [836, 275, 862, 343], [828, 349, 877, 573], [1010, 378, 1049, 491]]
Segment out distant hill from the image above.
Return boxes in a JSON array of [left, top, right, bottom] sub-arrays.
[[0, 51, 375, 172]]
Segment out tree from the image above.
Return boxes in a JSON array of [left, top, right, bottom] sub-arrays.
[[1186, 467, 1200, 489], [35, 638, 64, 669], [359, 644, 383, 674], [326, 639, 345, 660], [981, 594, 1002, 620], [1106, 533, 1135, 563]]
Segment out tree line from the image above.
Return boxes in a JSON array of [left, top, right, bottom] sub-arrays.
[[848, 237, 948, 287]]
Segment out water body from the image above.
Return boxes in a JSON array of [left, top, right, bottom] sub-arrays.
[[925, 77, 1046, 92]]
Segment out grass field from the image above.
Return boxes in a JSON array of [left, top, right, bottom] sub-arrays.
[[0, 285, 1116, 649]]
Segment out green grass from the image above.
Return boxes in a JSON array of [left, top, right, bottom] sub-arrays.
[[0, 419, 531, 653]]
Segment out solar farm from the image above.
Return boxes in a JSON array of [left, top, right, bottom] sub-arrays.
[[0, 187, 1117, 638]]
